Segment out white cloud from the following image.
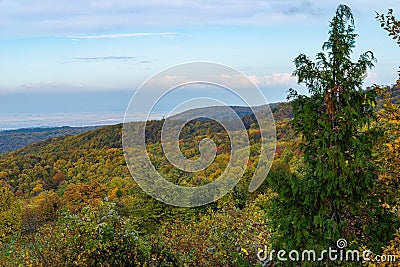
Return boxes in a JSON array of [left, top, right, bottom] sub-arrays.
[[143, 72, 297, 92], [249, 73, 297, 87], [2, 1, 399, 37], [364, 71, 379, 84], [68, 32, 181, 39]]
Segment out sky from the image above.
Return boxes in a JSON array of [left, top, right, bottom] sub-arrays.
[[0, 0, 399, 116]]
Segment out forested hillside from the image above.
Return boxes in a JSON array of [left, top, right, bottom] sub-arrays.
[[0, 126, 100, 154], [0, 109, 291, 266]]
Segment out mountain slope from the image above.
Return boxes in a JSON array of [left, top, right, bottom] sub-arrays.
[[0, 126, 100, 154]]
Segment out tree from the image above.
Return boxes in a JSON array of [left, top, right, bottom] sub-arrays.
[[267, 4, 395, 260], [21, 190, 60, 233], [63, 180, 104, 213], [376, 9, 400, 86], [52, 171, 66, 185]]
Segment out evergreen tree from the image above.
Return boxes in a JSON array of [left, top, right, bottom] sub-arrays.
[[267, 4, 396, 262]]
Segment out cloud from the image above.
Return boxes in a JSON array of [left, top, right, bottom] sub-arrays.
[[69, 32, 181, 39], [365, 71, 379, 84], [70, 56, 153, 65], [143, 72, 297, 92], [73, 56, 136, 61], [3, 1, 399, 37], [145, 75, 190, 91], [283, 0, 323, 16], [249, 73, 297, 87]]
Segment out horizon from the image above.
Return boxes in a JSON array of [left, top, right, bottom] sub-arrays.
[[1, 1, 400, 127], [0, 101, 279, 130], [0, 83, 397, 131]]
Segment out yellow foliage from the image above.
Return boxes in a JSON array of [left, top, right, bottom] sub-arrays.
[[108, 187, 119, 201], [0, 184, 22, 244]]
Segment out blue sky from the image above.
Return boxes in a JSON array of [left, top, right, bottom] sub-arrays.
[[0, 0, 399, 114]]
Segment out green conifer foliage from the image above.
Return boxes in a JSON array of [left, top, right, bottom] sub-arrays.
[[267, 5, 396, 261]]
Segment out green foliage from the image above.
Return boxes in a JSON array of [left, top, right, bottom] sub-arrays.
[[267, 5, 397, 262], [1, 202, 179, 266], [160, 192, 274, 266], [376, 9, 400, 45], [0, 114, 280, 265]]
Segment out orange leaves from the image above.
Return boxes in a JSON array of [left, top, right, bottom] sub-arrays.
[[52, 171, 66, 184], [63, 180, 105, 213], [107, 187, 120, 201]]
